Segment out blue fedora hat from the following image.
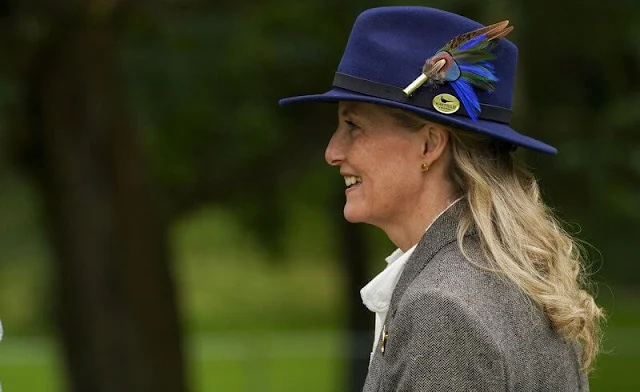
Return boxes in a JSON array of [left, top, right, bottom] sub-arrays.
[[279, 6, 557, 155]]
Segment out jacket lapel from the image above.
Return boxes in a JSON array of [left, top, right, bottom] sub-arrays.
[[386, 201, 466, 321], [362, 201, 471, 392]]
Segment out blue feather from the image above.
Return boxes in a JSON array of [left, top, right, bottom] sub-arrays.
[[459, 64, 498, 81], [476, 61, 495, 71], [451, 79, 481, 121], [457, 34, 487, 51]]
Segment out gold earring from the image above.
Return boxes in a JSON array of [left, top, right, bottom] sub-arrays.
[[421, 163, 430, 172]]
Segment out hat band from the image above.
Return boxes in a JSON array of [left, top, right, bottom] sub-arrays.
[[332, 73, 512, 124]]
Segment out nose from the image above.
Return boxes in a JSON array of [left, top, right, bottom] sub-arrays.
[[324, 130, 345, 166]]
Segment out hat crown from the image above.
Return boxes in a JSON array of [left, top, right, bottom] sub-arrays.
[[336, 6, 518, 110]]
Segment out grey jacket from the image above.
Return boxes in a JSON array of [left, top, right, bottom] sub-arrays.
[[363, 203, 588, 392]]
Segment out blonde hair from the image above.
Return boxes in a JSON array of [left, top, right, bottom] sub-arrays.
[[382, 106, 604, 372]]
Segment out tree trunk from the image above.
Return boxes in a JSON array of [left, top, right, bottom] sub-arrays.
[[25, 13, 187, 392]]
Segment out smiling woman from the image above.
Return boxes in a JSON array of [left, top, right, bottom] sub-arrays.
[[326, 102, 457, 252], [279, 6, 603, 392]]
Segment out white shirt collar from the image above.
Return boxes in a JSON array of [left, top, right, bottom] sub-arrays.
[[360, 197, 464, 314]]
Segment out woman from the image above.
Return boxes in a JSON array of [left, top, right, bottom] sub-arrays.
[[279, 6, 603, 391]]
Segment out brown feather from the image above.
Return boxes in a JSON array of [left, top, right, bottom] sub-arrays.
[[444, 20, 511, 51], [487, 25, 514, 41]]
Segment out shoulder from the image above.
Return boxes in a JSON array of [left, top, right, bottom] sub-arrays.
[[398, 235, 550, 357], [392, 237, 508, 358], [406, 236, 524, 312], [395, 236, 588, 390]]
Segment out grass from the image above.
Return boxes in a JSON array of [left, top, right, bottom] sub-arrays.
[[191, 332, 343, 392], [0, 332, 344, 392], [1, 326, 639, 392]]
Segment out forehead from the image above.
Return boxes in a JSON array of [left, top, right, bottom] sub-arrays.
[[338, 101, 387, 119]]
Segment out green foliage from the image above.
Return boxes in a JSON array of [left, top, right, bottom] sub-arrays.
[[172, 205, 344, 332], [114, 0, 640, 281]]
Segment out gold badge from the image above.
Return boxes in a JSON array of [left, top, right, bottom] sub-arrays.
[[432, 93, 460, 115]]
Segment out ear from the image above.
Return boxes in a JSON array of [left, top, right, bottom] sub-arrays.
[[420, 122, 450, 164]]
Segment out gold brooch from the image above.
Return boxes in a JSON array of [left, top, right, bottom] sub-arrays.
[[380, 324, 389, 354]]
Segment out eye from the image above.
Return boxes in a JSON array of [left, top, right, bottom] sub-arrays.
[[345, 120, 359, 132]]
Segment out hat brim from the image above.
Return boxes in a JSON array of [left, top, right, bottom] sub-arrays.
[[279, 88, 557, 155]]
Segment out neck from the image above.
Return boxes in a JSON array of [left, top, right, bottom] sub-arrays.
[[383, 186, 459, 252]]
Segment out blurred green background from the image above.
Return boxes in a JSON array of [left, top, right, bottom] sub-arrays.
[[0, 0, 639, 391]]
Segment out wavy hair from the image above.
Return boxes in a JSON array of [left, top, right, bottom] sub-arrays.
[[383, 106, 604, 371]]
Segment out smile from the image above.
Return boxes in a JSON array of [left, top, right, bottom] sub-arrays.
[[344, 175, 362, 188]]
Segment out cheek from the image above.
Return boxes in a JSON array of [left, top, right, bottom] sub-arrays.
[[369, 158, 421, 201], [355, 133, 423, 200]]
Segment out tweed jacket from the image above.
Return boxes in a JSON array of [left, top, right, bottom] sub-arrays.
[[362, 203, 588, 392]]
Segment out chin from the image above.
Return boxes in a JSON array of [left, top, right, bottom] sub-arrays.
[[343, 204, 367, 223]]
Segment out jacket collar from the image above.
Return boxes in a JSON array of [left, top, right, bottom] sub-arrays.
[[386, 199, 469, 320]]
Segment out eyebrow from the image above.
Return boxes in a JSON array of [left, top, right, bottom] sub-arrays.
[[340, 108, 352, 117], [340, 107, 362, 118]]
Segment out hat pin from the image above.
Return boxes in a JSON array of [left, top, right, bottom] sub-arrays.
[[402, 20, 514, 121]]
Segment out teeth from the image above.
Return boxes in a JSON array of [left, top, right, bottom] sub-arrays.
[[344, 176, 362, 187]]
